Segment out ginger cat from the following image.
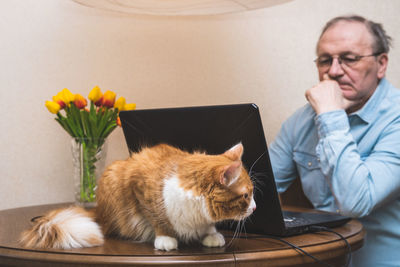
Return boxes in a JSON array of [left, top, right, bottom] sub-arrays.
[[20, 143, 256, 251]]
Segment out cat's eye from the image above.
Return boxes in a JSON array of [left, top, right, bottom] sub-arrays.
[[243, 193, 249, 199]]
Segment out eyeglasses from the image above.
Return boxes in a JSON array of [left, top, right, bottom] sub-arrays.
[[314, 52, 382, 69]]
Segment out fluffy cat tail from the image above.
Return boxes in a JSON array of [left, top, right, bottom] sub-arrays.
[[19, 206, 104, 249]]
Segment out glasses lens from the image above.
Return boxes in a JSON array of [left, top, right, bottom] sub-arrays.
[[316, 53, 365, 68], [316, 56, 332, 67], [339, 54, 359, 67]]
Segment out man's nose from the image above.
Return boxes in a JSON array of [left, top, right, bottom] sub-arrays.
[[328, 57, 345, 78]]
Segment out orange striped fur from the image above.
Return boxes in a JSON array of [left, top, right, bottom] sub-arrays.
[[20, 143, 256, 251]]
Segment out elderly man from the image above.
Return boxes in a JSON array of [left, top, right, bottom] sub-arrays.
[[269, 15, 400, 266]]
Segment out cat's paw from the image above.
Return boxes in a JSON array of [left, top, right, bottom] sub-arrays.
[[202, 232, 225, 247], [154, 236, 178, 251]]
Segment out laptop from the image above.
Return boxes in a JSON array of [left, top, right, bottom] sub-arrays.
[[119, 103, 350, 236]]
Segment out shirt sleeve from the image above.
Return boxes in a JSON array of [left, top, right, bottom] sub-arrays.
[[269, 118, 298, 194], [315, 110, 400, 217]]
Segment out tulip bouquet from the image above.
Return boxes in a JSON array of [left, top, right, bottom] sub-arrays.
[[45, 86, 135, 206], [45, 86, 135, 140]]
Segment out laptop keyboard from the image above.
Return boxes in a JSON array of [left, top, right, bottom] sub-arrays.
[[283, 216, 313, 227]]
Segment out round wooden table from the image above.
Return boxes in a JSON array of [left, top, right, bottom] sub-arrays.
[[0, 203, 364, 266]]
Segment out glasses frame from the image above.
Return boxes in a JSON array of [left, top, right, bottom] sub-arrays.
[[314, 52, 382, 69]]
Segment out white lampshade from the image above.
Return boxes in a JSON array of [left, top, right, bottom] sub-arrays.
[[72, 0, 294, 16]]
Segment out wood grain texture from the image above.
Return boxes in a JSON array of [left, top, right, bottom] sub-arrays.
[[0, 203, 364, 266]]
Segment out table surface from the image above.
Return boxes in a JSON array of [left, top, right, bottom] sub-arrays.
[[0, 203, 364, 267]]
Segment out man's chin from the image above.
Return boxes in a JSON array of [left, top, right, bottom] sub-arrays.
[[340, 86, 356, 99], [342, 92, 356, 98]]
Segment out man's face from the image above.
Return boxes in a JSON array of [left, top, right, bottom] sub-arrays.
[[316, 21, 388, 106]]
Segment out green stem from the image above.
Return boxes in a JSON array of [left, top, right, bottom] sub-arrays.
[[79, 139, 101, 203]]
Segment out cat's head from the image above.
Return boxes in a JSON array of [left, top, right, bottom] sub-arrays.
[[205, 143, 256, 222]]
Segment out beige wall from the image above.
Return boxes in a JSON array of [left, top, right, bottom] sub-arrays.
[[1, 0, 399, 210]]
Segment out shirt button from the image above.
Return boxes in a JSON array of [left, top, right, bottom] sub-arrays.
[[308, 162, 312, 167]]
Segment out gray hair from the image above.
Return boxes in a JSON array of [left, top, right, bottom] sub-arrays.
[[318, 15, 392, 54]]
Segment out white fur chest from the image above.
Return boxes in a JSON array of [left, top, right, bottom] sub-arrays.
[[163, 176, 214, 242]]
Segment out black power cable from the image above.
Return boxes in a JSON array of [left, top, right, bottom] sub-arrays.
[[226, 226, 352, 267], [309, 225, 352, 267]]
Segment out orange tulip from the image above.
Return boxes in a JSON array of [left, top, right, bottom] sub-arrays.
[[74, 94, 87, 109], [116, 116, 121, 127], [102, 90, 116, 108]]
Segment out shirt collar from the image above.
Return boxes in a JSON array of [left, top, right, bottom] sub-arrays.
[[349, 78, 389, 123]]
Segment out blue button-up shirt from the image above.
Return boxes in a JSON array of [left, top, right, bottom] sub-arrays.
[[269, 78, 400, 266]]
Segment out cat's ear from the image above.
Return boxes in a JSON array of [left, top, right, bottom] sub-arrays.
[[220, 161, 242, 186], [224, 143, 243, 161]]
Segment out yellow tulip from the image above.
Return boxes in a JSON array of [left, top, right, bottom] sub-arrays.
[[45, 100, 61, 114], [88, 86, 103, 105], [123, 103, 136, 111], [114, 97, 126, 111], [74, 94, 87, 109], [59, 88, 75, 106], [52, 93, 66, 109], [102, 90, 116, 108]]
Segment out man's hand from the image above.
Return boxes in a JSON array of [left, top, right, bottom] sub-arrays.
[[305, 74, 355, 115]]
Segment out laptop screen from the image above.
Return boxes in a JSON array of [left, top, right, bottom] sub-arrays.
[[119, 103, 285, 234]]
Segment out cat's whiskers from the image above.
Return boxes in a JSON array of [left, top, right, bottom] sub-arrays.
[[244, 215, 255, 226], [248, 150, 268, 198], [248, 150, 267, 177], [226, 218, 243, 248], [250, 172, 267, 197], [227, 209, 253, 248]]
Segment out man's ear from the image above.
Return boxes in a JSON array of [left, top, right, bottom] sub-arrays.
[[377, 53, 388, 79]]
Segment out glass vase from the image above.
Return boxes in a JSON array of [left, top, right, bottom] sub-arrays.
[[71, 137, 107, 208]]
